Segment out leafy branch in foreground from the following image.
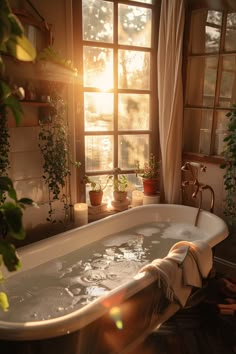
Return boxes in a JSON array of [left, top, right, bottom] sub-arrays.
[[0, 176, 35, 311], [0, 0, 36, 311]]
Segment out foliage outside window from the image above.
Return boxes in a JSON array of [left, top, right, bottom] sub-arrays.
[[183, 8, 236, 158], [73, 0, 159, 203]]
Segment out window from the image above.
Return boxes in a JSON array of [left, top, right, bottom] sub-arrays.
[[183, 8, 236, 159], [73, 0, 159, 203]]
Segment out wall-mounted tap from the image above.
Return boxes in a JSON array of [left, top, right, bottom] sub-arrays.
[[181, 162, 215, 226]]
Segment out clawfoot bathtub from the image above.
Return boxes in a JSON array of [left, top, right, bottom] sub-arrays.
[[0, 204, 229, 353]]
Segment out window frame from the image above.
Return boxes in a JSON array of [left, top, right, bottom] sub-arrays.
[[183, 2, 236, 165], [72, 0, 160, 202]]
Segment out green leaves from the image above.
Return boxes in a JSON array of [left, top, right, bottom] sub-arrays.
[[221, 105, 236, 226], [0, 0, 36, 62], [37, 46, 77, 75], [6, 35, 36, 62], [0, 292, 9, 312], [0, 176, 35, 250], [0, 240, 21, 272], [0, 0, 37, 312], [39, 92, 80, 223]]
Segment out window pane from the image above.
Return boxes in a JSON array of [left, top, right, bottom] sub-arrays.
[[83, 46, 113, 89], [183, 109, 213, 154], [84, 93, 114, 131], [85, 135, 113, 171], [213, 111, 228, 155], [82, 0, 113, 43], [118, 4, 152, 47], [225, 13, 236, 51], [118, 94, 150, 130], [118, 50, 150, 89], [207, 10, 222, 26], [118, 134, 149, 169], [219, 55, 236, 107], [190, 10, 222, 54], [187, 57, 218, 106]]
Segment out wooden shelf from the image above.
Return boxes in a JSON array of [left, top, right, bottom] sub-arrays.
[[21, 100, 50, 107]]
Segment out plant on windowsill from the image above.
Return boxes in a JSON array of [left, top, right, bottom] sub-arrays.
[[0, 0, 36, 311], [113, 174, 128, 202], [83, 175, 113, 206], [38, 91, 81, 224], [135, 153, 160, 195], [220, 104, 236, 229]]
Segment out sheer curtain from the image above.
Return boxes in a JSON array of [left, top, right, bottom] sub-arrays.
[[158, 0, 185, 203]]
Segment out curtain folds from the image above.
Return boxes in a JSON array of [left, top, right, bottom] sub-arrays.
[[158, 0, 185, 204]]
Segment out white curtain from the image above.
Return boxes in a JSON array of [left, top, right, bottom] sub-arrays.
[[158, 0, 185, 204]]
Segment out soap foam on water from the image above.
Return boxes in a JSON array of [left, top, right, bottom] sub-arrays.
[[0, 222, 206, 323], [161, 223, 204, 240]]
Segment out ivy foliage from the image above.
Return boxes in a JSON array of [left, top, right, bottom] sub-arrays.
[[39, 92, 80, 223], [220, 104, 236, 226]]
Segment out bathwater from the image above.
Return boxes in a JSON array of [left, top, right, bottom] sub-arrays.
[[0, 222, 206, 322]]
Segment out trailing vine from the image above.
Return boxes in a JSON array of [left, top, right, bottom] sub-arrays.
[[38, 90, 80, 224], [0, 106, 10, 178], [220, 104, 236, 227]]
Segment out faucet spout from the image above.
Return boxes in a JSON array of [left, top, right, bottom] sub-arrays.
[[181, 162, 215, 226]]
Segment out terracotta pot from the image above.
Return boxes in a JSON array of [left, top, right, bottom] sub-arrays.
[[89, 190, 103, 206], [142, 179, 158, 196], [113, 191, 128, 202]]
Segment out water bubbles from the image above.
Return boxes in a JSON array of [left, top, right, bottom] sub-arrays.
[[161, 223, 206, 241]]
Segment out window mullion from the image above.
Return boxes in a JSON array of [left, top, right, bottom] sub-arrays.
[[114, 1, 119, 171], [210, 12, 227, 155]]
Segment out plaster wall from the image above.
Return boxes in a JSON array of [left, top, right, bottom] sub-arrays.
[[7, 0, 75, 235]]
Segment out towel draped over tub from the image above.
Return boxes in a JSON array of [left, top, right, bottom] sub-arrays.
[[139, 240, 213, 307]]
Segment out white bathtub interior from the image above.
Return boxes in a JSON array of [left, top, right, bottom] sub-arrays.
[[0, 204, 229, 342]]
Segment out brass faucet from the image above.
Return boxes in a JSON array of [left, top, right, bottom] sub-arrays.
[[181, 162, 215, 226]]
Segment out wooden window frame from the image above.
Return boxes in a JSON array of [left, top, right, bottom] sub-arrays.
[[72, 0, 160, 202], [183, 1, 236, 165]]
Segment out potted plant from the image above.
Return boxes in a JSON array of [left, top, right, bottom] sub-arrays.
[[83, 175, 112, 206], [220, 104, 236, 228], [136, 153, 159, 195], [113, 174, 128, 202]]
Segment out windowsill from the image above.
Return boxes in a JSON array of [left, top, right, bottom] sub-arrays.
[[88, 209, 120, 223], [183, 152, 225, 165]]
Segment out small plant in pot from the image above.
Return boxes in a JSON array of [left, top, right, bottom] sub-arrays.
[[135, 153, 159, 195], [83, 175, 112, 206], [113, 174, 128, 202]]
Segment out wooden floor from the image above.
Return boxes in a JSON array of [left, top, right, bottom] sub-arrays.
[[134, 274, 236, 354]]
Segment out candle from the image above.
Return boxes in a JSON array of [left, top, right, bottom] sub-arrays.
[[132, 190, 144, 207], [74, 203, 88, 226], [143, 194, 160, 205], [107, 198, 113, 211]]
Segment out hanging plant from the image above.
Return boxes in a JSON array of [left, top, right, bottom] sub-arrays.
[[0, 106, 10, 178], [39, 90, 80, 224], [220, 104, 236, 227]]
